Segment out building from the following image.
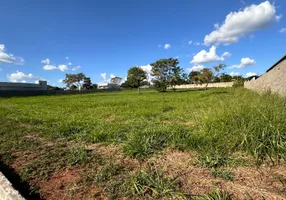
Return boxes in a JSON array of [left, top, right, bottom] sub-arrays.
[[98, 83, 119, 89], [0, 81, 47, 91], [244, 55, 286, 96]]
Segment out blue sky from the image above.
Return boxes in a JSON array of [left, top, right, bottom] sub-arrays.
[[0, 0, 285, 86]]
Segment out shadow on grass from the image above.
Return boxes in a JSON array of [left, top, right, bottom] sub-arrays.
[[0, 161, 42, 200]]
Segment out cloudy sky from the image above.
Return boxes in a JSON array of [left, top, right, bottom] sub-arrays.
[[0, 0, 285, 85]]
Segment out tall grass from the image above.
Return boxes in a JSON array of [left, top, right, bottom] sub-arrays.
[[0, 88, 285, 169]]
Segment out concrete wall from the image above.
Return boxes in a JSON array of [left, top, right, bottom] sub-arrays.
[[0, 81, 47, 91], [244, 58, 286, 96], [171, 82, 234, 89], [0, 172, 25, 200], [0, 88, 120, 97]]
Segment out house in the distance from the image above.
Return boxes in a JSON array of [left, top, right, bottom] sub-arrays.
[[244, 55, 286, 96], [98, 83, 119, 89]]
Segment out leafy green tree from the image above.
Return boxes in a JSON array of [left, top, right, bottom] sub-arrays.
[[196, 64, 226, 90], [120, 81, 132, 89], [82, 77, 92, 90], [197, 68, 214, 90], [189, 71, 201, 84], [151, 58, 182, 92], [168, 66, 184, 90], [181, 73, 189, 84], [63, 73, 86, 90], [110, 76, 122, 86], [91, 83, 98, 89], [127, 67, 147, 94], [220, 73, 232, 82]]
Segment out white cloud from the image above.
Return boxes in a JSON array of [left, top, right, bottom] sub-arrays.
[[58, 79, 63, 83], [194, 42, 201, 46], [164, 44, 171, 49], [67, 62, 72, 66], [186, 65, 205, 72], [66, 57, 69, 60], [229, 72, 240, 76], [0, 44, 24, 65], [7, 71, 43, 83], [58, 64, 69, 72], [188, 40, 193, 44], [43, 64, 68, 71], [214, 23, 220, 29], [222, 52, 231, 57], [71, 65, 81, 71], [190, 46, 230, 64], [229, 57, 256, 69], [140, 64, 153, 82], [246, 72, 257, 77], [110, 74, 116, 78], [43, 65, 57, 70], [101, 73, 107, 80], [41, 58, 50, 65], [204, 1, 280, 45], [279, 28, 286, 33]]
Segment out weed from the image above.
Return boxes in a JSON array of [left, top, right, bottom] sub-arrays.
[[198, 150, 231, 169], [121, 169, 185, 198], [210, 169, 234, 181], [95, 162, 124, 182]]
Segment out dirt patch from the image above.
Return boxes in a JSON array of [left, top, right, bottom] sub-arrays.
[[147, 148, 286, 199], [24, 134, 54, 147], [87, 143, 122, 158], [11, 151, 38, 171], [39, 168, 82, 200], [104, 114, 116, 122]]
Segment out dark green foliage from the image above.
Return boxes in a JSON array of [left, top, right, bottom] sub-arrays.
[[82, 77, 92, 90], [220, 73, 232, 82], [126, 67, 147, 93], [151, 58, 183, 92]]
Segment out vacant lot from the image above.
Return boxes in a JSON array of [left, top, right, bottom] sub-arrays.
[[0, 88, 285, 200]]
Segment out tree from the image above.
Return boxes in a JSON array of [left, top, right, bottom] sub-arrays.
[[82, 77, 92, 90], [110, 76, 122, 86], [126, 67, 147, 94], [181, 73, 189, 84], [63, 73, 86, 90], [189, 71, 201, 84], [151, 58, 182, 92], [196, 64, 226, 90], [197, 68, 213, 90], [168, 66, 184, 90], [120, 81, 132, 89], [220, 73, 232, 82], [91, 84, 98, 90]]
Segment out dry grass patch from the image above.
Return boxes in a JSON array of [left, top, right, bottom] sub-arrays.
[[145, 149, 286, 199]]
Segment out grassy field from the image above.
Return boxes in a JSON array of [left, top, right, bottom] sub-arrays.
[[0, 88, 286, 200]]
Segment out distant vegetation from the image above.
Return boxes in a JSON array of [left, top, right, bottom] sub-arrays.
[[58, 57, 252, 92]]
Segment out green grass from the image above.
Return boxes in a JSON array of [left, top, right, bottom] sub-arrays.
[[0, 88, 285, 199]]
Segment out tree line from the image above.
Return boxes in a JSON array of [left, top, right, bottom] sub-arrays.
[[58, 58, 250, 92]]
